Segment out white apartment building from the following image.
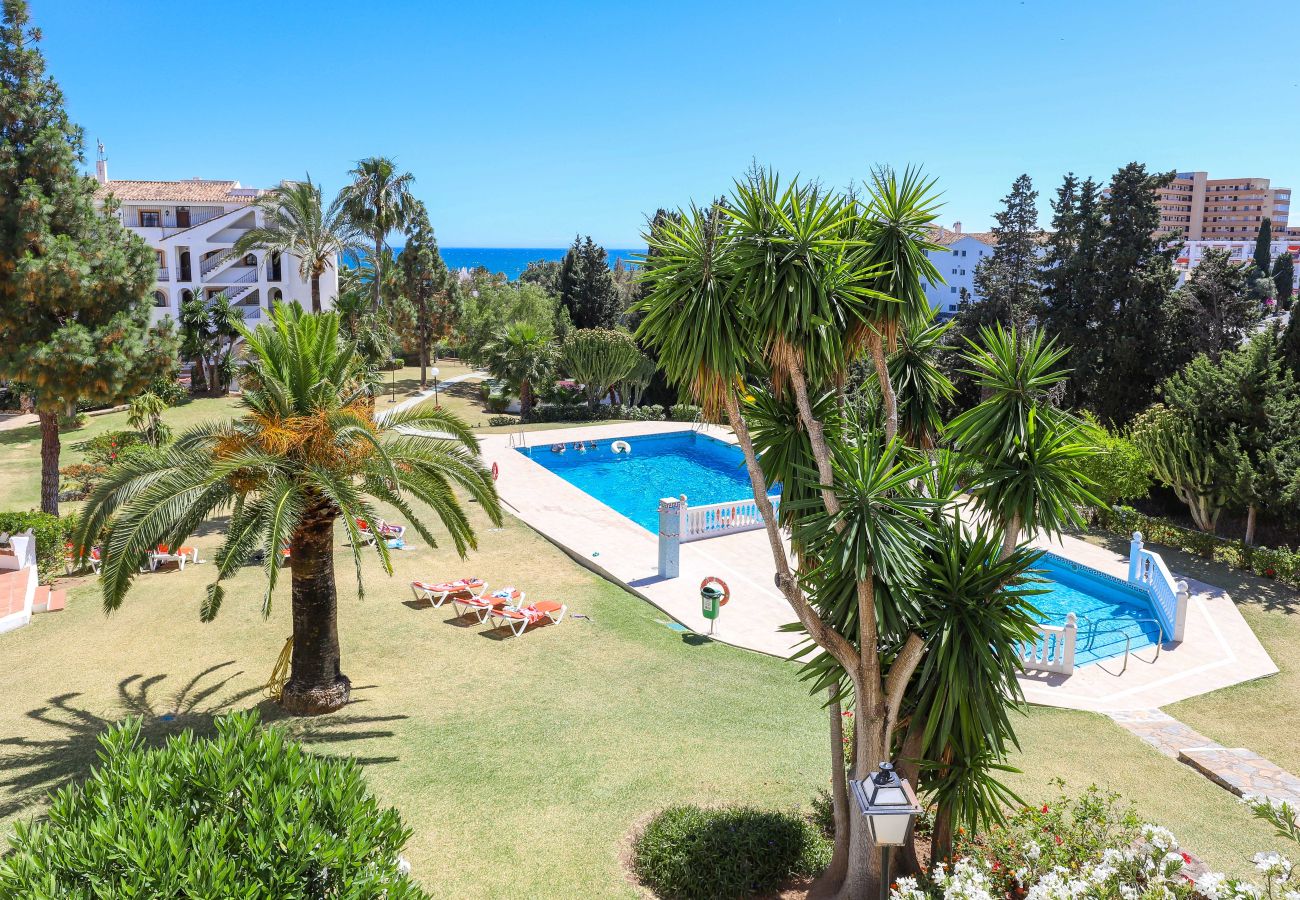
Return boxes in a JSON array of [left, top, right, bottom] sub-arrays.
[[92, 158, 338, 325], [923, 223, 998, 318], [1174, 239, 1300, 297]]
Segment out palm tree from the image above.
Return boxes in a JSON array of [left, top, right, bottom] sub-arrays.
[[233, 178, 362, 313], [340, 157, 417, 312], [126, 392, 169, 448], [75, 303, 501, 715], [947, 326, 1098, 557], [483, 321, 553, 420]]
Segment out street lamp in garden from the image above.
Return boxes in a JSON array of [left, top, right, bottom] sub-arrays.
[[430, 367, 440, 407], [850, 762, 922, 900]]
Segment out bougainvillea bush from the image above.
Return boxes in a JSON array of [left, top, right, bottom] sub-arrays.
[[0, 711, 428, 898]]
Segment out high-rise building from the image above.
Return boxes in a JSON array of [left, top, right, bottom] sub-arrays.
[[1156, 172, 1292, 241]]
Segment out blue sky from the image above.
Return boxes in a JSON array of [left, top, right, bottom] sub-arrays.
[[34, 0, 1300, 248]]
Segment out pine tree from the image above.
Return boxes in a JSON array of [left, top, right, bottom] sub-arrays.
[[1253, 217, 1273, 275], [0, 0, 177, 515], [972, 173, 1041, 330], [1086, 163, 1180, 426], [558, 234, 620, 329], [399, 201, 450, 389], [1168, 248, 1261, 364], [1273, 253, 1295, 310]]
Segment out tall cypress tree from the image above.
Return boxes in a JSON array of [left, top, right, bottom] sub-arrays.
[[1274, 253, 1295, 310], [0, 0, 176, 515], [1085, 163, 1180, 426], [400, 201, 450, 390], [1252, 217, 1273, 275]]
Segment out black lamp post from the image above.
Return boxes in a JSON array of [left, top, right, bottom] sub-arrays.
[[850, 762, 922, 900]]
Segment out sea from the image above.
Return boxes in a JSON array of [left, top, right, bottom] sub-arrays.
[[390, 247, 644, 282]]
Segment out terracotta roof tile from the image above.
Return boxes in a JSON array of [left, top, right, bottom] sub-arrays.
[[94, 179, 264, 203]]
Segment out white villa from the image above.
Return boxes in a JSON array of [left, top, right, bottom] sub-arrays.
[[923, 223, 997, 318], [92, 158, 338, 325]]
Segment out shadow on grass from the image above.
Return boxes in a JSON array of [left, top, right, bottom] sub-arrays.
[[0, 660, 407, 821], [1081, 530, 1300, 615]]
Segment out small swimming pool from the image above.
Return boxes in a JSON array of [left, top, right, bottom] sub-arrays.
[[519, 431, 771, 532], [1029, 554, 1162, 666]]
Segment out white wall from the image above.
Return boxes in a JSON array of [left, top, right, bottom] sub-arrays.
[[924, 236, 995, 318]]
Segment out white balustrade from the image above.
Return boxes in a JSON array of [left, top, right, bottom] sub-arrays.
[[1127, 531, 1188, 642], [657, 494, 777, 578], [1017, 612, 1077, 675]]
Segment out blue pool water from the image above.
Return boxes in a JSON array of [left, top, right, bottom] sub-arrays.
[[1029, 555, 1162, 666], [519, 431, 770, 531]]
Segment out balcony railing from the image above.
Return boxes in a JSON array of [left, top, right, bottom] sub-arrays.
[[156, 267, 169, 282]]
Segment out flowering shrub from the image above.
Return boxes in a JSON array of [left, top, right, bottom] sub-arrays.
[[895, 788, 1299, 900], [71, 429, 146, 467]]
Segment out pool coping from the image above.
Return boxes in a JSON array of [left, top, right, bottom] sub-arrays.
[[480, 422, 1280, 710]]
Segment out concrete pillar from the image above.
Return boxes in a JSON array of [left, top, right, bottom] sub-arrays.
[[658, 496, 685, 579], [1128, 531, 1144, 583], [1173, 580, 1189, 642]]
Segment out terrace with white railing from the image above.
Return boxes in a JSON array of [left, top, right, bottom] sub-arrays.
[[657, 494, 777, 578]]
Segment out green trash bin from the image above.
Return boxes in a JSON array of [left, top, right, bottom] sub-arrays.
[[701, 584, 724, 621]]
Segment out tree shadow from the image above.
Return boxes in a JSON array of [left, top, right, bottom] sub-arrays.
[[1081, 530, 1299, 615], [0, 661, 407, 821]]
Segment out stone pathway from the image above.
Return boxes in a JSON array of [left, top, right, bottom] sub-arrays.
[[1109, 709, 1300, 804]]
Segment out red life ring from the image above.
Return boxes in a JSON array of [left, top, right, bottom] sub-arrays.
[[491, 461, 499, 482], [700, 576, 730, 606]]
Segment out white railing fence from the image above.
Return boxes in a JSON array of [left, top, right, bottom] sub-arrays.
[[1016, 613, 1077, 675], [658, 494, 779, 577], [1127, 532, 1189, 642]]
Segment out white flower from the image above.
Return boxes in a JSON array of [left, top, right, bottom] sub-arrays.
[[1141, 823, 1179, 853], [1226, 882, 1263, 900], [1254, 851, 1293, 880], [1024, 841, 1043, 861], [1196, 871, 1228, 900], [889, 875, 929, 900]]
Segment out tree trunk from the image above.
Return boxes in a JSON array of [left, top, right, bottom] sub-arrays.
[[1001, 512, 1022, 560], [310, 270, 322, 313], [279, 504, 350, 715], [39, 411, 61, 516], [819, 685, 851, 892], [372, 237, 383, 312], [930, 806, 955, 867], [1245, 504, 1257, 545], [870, 336, 898, 445], [896, 718, 926, 877], [520, 379, 534, 421]]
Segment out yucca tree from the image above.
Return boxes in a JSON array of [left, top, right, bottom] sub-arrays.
[[903, 510, 1043, 862], [234, 178, 363, 313], [340, 157, 417, 312], [887, 305, 956, 450], [947, 326, 1098, 557], [75, 303, 501, 715], [637, 168, 947, 899], [483, 321, 553, 420]]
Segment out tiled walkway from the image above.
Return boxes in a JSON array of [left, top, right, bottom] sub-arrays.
[[1109, 709, 1300, 804]]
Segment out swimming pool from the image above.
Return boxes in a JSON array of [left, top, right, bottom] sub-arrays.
[[521, 431, 1158, 666], [519, 430, 771, 532], [1029, 554, 1162, 666]]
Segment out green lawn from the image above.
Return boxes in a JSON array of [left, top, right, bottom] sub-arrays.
[[1, 397, 1297, 895]]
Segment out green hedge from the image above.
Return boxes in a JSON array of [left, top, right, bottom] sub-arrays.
[[0, 511, 76, 581], [0, 711, 427, 898], [632, 805, 829, 899], [1096, 505, 1300, 588]]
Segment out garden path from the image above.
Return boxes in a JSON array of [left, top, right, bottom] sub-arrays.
[[1108, 709, 1300, 805]]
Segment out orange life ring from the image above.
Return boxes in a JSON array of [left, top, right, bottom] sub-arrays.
[[700, 576, 730, 606], [491, 461, 499, 481]]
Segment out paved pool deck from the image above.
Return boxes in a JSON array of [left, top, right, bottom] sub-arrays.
[[480, 421, 1278, 710]]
